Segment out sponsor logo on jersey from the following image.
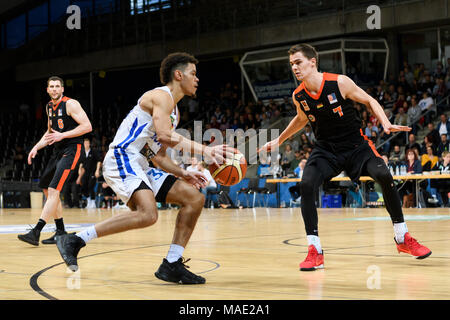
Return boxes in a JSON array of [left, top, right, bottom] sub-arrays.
[[328, 93, 338, 104], [300, 100, 310, 111], [58, 109, 62, 116], [308, 114, 316, 122], [317, 103, 324, 109]]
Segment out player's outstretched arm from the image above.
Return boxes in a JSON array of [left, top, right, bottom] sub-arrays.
[[338, 75, 411, 134], [258, 92, 308, 153]]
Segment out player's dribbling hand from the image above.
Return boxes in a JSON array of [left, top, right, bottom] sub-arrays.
[[204, 144, 235, 166], [28, 148, 37, 165], [182, 170, 207, 189], [383, 123, 412, 134]]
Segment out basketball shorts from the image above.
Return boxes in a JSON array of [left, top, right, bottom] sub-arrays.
[[102, 149, 153, 205], [305, 135, 383, 182], [38, 144, 84, 191], [146, 167, 178, 203]]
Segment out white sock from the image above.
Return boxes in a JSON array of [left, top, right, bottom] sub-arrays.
[[307, 235, 322, 254], [394, 222, 408, 243], [76, 225, 98, 243], [166, 244, 184, 263]]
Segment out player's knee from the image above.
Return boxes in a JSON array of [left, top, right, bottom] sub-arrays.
[[373, 168, 393, 186], [193, 191, 205, 209], [300, 180, 315, 196], [178, 187, 205, 209], [138, 209, 158, 227]]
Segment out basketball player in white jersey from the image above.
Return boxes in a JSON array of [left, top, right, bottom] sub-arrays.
[[56, 52, 234, 284]]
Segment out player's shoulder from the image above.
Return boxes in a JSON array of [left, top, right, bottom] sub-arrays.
[[293, 82, 305, 95], [64, 97, 79, 106], [141, 88, 172, 105]]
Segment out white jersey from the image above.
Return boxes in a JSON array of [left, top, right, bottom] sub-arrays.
[[103, 86, 179, 204]]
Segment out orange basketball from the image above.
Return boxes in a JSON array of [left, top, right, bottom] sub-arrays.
[[208, 148, 247, 186]]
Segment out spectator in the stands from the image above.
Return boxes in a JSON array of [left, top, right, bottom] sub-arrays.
[[281, 143, 295, 173], [290, 150, 303, 172], [304, 124, 316, 144], [437, 114, 450, 137], [426, 122, 442, 147], [407, 97, 422, 135], [389, 145, 405, 165], [420, 73, 435, 94], [257, 154, 271, 177], [392, 94, 406, 115], [421, 145, 439, 171], [400, 149, 422, 208], [418, 91, 435, 125], [405, 133, 421, 156], [433, 151, 450, 207], [420, 135, 435, 155], [286, 135, 300, 153], [260, 112, 270, 128], [300, 132, 314, 149], [404, 66, 415, 88], [437, 134, 449, 158]]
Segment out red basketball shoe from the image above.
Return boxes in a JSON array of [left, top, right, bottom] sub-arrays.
[[395, 232, 432, 259], [300, 245, 324, 271]]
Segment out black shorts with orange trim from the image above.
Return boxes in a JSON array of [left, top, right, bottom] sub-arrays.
[[38, 143, 85, 191], [306, 134, 382, 183]]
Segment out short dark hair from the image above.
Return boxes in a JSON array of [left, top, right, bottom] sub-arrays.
[[47, 76, 64, 87], [159, 52, 198, 85], [288, 43, 319, 66]]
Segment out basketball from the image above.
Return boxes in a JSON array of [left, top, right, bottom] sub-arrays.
[[209, 148, 247, 186]]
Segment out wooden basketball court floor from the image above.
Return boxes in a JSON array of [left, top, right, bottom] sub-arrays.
[[1, 206, 449, 300]]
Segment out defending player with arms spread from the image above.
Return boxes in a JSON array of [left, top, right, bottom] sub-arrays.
[[56, 52, 234, 284], [259, 44, 431, 271], [18, 76, 92, 246]]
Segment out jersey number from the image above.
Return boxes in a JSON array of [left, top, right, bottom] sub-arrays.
[[333, 106, 343, 117], [58, 119, 64, 129], [148, 168, 163, 180]]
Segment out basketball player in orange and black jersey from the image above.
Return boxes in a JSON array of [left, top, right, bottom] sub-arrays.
[[18, 76, 92, 246], [259, 44, 431, 271]]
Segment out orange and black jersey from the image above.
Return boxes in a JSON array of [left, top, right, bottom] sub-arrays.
[[47, 96, 83, 150], [294, 72, 362, 144]]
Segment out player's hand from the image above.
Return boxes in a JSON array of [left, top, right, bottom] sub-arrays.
[[27, 147, 38, 165], [382, 123, 411, 134], [181, 170, 207, 189], [257, 138, 280, 153], [44, 131, 65, 145], [204, 144, 235, 166]]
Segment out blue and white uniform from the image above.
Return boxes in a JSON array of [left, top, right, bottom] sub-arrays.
[[103, 86, 179, 204]]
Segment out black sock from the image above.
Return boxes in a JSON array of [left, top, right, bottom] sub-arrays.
[[34, 219, 46, 232], [54, 218, 65, 231]]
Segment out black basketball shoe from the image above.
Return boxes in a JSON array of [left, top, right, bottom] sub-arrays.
[[55, 233, 86, 272], [18, 228, 40, 246], [155, 257, 206, 284], [42, 230, 74, 245]]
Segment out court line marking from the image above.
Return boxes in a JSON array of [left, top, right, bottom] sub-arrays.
[[29, 229, 450, 299], [29, 243, 220, 300]]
